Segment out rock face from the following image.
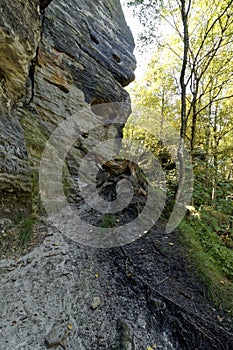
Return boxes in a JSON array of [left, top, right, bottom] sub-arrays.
[[0, 0, 41, 101], [0, 0, 136, 219], [0, 0, 41, 218]]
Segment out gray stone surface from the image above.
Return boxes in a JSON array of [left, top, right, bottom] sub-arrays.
[[0, 108, 31, 218], [91, 296, 101, 310], [0, 225, 175, 350]]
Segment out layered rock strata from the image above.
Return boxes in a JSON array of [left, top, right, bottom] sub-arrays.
[[0, 0, 136, 220]]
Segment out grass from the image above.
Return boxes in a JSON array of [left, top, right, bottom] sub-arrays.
[[99, 213, 117, 228], [179, 216, 233, 314], [0, 214, 36, 258], [17, 216, 35, 248]]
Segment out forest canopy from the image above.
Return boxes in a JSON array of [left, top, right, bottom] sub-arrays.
[[126, 0, 233, 204]]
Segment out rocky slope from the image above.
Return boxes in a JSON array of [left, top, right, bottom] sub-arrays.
[[1, 221, 232, 349]]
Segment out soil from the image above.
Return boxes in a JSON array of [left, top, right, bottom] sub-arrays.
[[0, 213, 232, 349]]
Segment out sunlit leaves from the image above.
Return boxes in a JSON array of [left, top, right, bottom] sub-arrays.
[[127, 0, 233, 199]]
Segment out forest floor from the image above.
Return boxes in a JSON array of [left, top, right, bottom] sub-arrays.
[[0, 212, 232, 349]]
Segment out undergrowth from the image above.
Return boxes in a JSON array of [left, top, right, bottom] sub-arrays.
[[99, 213, 117, 228], [0, 214, 36, 259], [17, 216, 35, 248], [179, 215, 233, 313]]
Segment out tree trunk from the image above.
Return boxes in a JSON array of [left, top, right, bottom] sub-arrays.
[[179, 0, 191, 177], [211, 108, 219, 203], [190, 98, 197, 152], [180, 1, 189, 142]]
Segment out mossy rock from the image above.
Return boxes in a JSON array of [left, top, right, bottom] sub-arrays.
[[18, 108, 49, 168]]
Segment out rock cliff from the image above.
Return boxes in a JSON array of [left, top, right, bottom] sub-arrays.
[[0, 0, 136, 221]]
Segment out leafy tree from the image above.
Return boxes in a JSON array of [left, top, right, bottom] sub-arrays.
[[126, 0, 233, 311], [126, 0, 233, 191]]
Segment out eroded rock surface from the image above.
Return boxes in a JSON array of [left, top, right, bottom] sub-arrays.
[[0, 0, 41, 101], [0, 0, 41, 218], [0, 0, 136, 219]]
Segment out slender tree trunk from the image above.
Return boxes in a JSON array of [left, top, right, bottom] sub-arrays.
[[204, 86, 213, 203], [190, 97, 197, 152], [179, 0, 191, 176], [211, 107, 218, 203], [227, 162, 233, 180], [179, 0, 189, 142], [160, 89, 165, 141], [212, 152, 218, 203]]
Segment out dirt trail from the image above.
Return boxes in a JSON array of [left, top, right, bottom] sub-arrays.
[[0, 220, 232, 349]]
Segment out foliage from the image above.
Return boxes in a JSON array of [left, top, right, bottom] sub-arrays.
[[99, 214, 117, 228], [179, 215, 233, 312], [0, 213, 36, 258], [126, 0, 233, 209], [126, 0, 162, 44], [17, 216, 35, 248], [126, 0, 233, 313]]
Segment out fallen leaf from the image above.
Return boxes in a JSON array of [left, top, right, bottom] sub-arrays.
[[126, 272, 133, 278], [217, 315, 224, 322], [67, 323, 73, 330]]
